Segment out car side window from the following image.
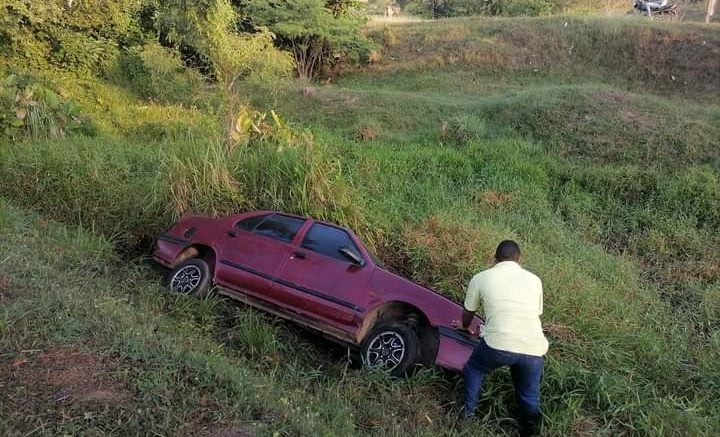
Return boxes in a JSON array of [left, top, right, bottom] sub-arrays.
[[301, 223, 363, 263], [252, 214, 305, 243], [234, 214, 269, 232]]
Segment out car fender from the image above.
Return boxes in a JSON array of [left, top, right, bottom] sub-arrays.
[[153, 216, 227, 268], [364, 268, 482, 372]]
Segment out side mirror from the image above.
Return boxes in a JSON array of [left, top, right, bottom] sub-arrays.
[[339, 247, 365, 267]]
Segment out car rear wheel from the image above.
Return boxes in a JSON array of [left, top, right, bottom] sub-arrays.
[[361, 321, 421, 377], [166, 258, 211, 297]]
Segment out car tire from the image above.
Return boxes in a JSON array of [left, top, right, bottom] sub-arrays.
[[361, 321, 421, 377], [165, 258, 211, 297]]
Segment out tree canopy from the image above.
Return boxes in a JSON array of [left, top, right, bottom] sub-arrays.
[[0, 0, 370, 83]]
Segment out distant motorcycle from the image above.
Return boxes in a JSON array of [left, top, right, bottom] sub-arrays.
[[633, 0, 678, 18]]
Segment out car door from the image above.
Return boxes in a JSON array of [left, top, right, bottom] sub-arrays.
[[215, 213, 307, 302], [273, 222, 373, 330]]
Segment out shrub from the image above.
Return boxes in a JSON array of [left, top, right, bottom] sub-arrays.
[[0, 74, 95, 141], [484, 0, 555, 15], [442, 113, 490, 145], [240, 0, 375, 79], [405, 0, 554, 17], [113, 42, 205, 104], [0, 0, 142, 73]]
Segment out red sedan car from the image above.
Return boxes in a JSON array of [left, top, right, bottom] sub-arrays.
[[153, 211, 482, 375]]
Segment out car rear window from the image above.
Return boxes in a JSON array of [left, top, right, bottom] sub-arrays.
[[235, 214, 269, 232], [252, 214, 305, 243], [301, 223, 363, 263]]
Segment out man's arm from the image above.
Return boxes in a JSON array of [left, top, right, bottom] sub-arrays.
[[461, 308, 475, 331], [460, 275, 480, 332]]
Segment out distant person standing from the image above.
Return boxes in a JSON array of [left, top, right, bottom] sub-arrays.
[[458, 240, 548, 437]]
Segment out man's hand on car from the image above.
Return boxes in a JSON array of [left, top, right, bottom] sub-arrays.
[[452, 317, 477, 336]]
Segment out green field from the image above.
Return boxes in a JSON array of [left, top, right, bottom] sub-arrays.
[[1, 14, 720, 436]]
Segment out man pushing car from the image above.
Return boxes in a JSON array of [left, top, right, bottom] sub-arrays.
[[458, 240, 548, 436]]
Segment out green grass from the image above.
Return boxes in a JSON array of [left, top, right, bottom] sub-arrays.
[[2, 14, 720, 436], [363, 16, 720, 97], [0, 202, 422, 436]]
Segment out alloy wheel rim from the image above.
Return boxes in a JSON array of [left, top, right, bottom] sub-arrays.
[[170, 265, 202, 294], [365, 331, 406, 371]]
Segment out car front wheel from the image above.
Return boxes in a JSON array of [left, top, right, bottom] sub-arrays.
[[361, 322, 421, 377], [166, 258, 211, 297]]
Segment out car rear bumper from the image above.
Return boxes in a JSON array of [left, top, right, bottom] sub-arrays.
[[153, 233, 191, 268], [434, 327, 479, 372]]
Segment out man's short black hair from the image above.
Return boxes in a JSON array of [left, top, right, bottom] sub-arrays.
[[495, 240, 521, 262]]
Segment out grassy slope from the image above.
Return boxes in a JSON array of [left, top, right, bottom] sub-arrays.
[[0, 202, 467, 437], [2, 16, 720, 436]]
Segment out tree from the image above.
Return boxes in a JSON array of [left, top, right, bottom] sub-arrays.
[[156, 0, 292, 90], [200, 0, 293, 91], [0, 0, 143, 72], [707, 0, 717, 23], [155, 0, 293, 148], [237, 0, 373, 80], [325, 0, 362, 17]]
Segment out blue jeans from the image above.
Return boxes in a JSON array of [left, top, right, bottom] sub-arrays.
[[463, 339, 544, 420]]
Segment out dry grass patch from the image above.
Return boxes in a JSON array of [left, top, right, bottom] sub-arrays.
[[569, 415, 601, 437], [477, 189, 513, 209], [399, 215, 500, 298], [357, 125, 379, 141], [543, 322, 578, 342], [9, 347, 133, 405]]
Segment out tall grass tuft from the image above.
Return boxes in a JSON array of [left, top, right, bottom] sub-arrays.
[[162, 141, 246, 218]]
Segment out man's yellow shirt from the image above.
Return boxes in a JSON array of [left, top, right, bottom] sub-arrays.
[[464, 261, 549, 357]]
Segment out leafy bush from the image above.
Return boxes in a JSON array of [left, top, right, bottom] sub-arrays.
[[0, 74, 95, 140], [442, 113, 491, 145], [113, 42, 205, 104], [484, 0, 555, 15], [405, 0, 490, 17], [0, 0, 142, 73], [156, 0, 293, 88], [405, 0, 554, 17], [240, 0, 375, 79]]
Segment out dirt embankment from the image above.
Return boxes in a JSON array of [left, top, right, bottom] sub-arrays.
[[368, 17, 720, 97]]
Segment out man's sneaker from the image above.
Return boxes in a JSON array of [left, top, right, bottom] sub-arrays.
[[518, 411, 542, 437], [455, 407, 474, 426]]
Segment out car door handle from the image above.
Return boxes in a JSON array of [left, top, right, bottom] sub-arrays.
[[291, 251, 306, 259]]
